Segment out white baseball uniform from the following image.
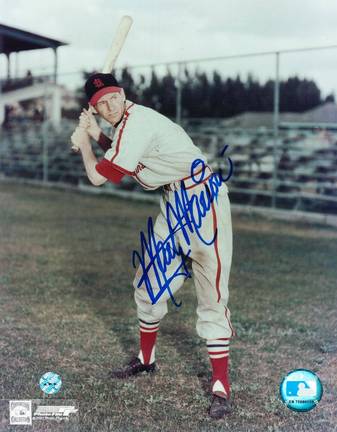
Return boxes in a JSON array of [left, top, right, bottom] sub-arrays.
[[95, 102, 235, 341]]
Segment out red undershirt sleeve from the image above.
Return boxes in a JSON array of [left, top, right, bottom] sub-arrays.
[[97, 132, 112, 152], [95, 159, 125, 184]]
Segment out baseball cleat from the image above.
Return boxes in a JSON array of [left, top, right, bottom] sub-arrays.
[[209, 394, 231, 419], [109, 356, 156, 378]]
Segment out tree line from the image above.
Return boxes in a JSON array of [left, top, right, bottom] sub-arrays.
[[75, 68, 334, 119]]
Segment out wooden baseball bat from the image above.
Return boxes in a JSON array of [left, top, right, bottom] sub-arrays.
[[71, 15, 133, 152]]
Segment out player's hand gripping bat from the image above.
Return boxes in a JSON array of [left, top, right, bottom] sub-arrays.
[[71, 15, 133, 152]]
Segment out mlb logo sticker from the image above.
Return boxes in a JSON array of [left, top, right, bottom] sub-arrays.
[[280, 369, 323, 412]]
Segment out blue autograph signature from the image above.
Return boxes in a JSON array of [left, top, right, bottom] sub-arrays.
[[132, 145, 233, 307]]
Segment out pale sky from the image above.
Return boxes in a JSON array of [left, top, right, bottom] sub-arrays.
[[1, 0, 337, 97]]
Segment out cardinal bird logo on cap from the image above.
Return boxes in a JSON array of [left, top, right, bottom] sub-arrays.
[[93, 78, 104, 88]]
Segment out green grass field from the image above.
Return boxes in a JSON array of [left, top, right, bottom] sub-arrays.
[[0, 181, 336, 432]]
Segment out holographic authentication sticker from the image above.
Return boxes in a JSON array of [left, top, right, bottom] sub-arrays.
[[39, 372, 62, 395]]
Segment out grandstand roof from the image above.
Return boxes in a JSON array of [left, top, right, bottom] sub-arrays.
[[300, 102, 337, 123], [223, 112, 303, 129], [223, 102, 337, 128], [0, 23, 67, 55]]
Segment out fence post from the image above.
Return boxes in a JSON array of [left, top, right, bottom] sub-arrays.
[[176, 62, 182, 124], [42, 83, 49, 182], [272, 51, 280, 208], [42, 121, 49, 183]]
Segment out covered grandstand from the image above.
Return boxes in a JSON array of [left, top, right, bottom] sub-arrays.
[[0, 23, 68, 127]]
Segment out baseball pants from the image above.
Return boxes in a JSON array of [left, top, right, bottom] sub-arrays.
[[133, 175, 235, 341]]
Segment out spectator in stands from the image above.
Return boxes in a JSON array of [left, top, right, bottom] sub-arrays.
[[33, 105, 44, 122], [25, 70, 33, 86], [3, 105, 14, 129], [278, 149, 291, 172]]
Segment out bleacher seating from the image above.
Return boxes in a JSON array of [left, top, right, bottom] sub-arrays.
[[1, 119, 337, 214]]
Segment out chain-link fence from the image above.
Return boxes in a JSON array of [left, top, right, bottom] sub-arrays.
[[1, 45, 337, 214]]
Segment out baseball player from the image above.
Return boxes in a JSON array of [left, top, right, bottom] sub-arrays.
[[71, 73, 236, 419]]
